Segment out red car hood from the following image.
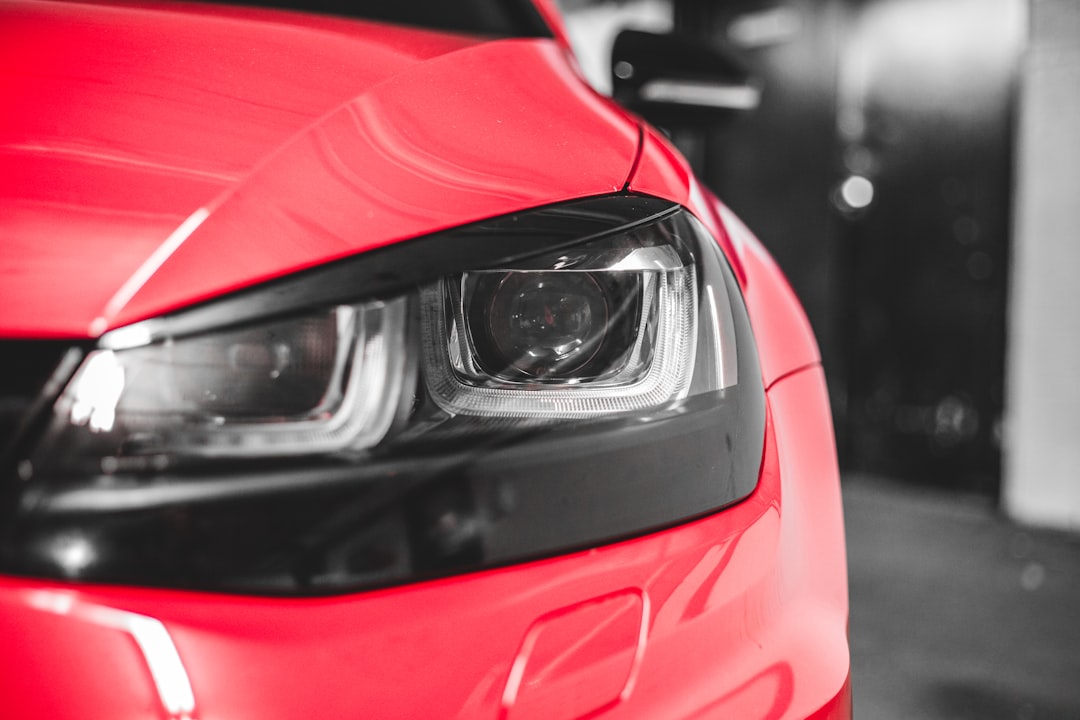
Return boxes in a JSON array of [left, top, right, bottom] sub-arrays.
[[0, 1, 640, 338]]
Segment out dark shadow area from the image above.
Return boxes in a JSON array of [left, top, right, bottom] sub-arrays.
[[670, 0, 1021, 497]]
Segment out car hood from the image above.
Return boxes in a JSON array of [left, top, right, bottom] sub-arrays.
[[0, 1, 640, 338]]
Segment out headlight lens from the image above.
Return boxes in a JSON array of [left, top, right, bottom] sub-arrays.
[[423, 226, 701, 417], [466, 270, 624, 381]]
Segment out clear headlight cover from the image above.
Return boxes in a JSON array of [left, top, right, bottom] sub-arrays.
[[38, 300, 406, 470], [29, 204, 740, 474]]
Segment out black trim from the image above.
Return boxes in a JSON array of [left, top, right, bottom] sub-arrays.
[[215, 0, 555, 40], [0, 344, 87, 523], [9, 388, 762, 595]]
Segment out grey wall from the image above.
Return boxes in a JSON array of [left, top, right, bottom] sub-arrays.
[[1005, 0, 1080, 529]]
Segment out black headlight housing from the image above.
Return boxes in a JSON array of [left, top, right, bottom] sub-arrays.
[[0, 194, 765, 595]]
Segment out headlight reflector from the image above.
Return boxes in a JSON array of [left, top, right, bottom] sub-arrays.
[[421, 225, 701, 418], [466, 270, 623, 381]]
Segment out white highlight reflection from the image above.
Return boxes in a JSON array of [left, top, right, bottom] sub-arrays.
[[705, 286, 728, 391], [102, 207, 211, 322], [101, 322, 153, 351], [840, 175, 875, 210], [728, 7, 803, 48], [69, 351, 126, 433], [640, 80, 761, 110], [26, 591, 197, 719], [115, 613, 197, 718], [49, 533, 98, 575]]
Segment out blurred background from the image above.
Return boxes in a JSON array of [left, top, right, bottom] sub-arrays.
[[555, 0, 1080, 717]]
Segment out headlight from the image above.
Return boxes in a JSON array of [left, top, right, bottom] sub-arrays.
[[4, 195, 764, 594], [51, 301, 406, 463]]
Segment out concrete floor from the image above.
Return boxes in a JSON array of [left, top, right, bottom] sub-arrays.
[[844, 476, 1080, 719]]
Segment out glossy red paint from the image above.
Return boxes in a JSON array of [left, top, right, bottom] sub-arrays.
[[0, 2, 848, 718], [0, 2, 638, 338], [721, 204, 822, 390], [0, 367, 846, 720], [0, 0, 473, 339]]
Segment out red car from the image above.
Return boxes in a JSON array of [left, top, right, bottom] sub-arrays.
[[0, 1, 849, 718]]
